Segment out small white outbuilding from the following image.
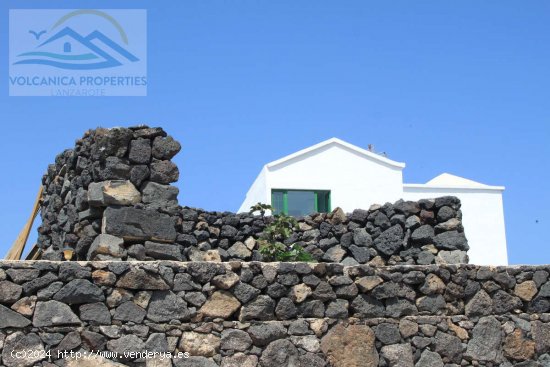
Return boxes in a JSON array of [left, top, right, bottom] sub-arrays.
[[238, 138, 507, 265]]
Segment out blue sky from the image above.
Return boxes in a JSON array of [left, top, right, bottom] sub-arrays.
[[1, 1, 549, 264]]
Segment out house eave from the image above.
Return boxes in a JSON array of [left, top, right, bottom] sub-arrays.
[[403, 183, 505, 192], [266, 137, 406, 170]]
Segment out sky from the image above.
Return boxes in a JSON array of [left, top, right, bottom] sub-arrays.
[[0, 1, 549, 264]]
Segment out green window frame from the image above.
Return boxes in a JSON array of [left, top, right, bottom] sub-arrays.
[[271, 189, 331, 216]]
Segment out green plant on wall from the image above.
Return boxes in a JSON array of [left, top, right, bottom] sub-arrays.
[[249, 202, 273, 217], [250, 203, 314, 262]]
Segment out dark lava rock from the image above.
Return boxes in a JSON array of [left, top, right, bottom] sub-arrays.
[[53, 279, 104, 304], [103, 206, 177, 243], [434, 231, 469, 251], [374, 224, 404, 256]]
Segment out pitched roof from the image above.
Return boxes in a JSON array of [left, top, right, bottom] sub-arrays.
[[427, 173, 489, 187], [404, 173, 505, 191], [266, 137, 406, 170]]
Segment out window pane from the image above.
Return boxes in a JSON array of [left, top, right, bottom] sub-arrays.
[[287, 191, 315, 216], [317, 191, 330, 213], [272, 191, 284, 215]]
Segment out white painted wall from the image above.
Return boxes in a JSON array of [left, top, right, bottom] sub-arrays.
[[267, 143, 404, 212], [403, 185, 507, 265], [239, 167, 269, 213], [238, 139, 405, 213], [238, 138, 508, 265]]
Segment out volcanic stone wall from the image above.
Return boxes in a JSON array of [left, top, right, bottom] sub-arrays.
[[37, 126, 469, 266], [168, 195, 468, 266], [0, 261, 549, 366], [38, 126, 182, 261], [18, 125, 548, 367]]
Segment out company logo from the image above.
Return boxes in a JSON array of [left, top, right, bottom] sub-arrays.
[[15, 10, 139, 70], [9, 9, 147, 96]]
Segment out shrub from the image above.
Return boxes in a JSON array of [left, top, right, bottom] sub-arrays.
[[257, 212, 314, 262], [249, 202, 273, 217]]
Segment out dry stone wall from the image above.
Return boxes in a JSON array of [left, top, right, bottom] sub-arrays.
[[38, 126, 468, 266], [0, 261, 549, 366], [38, 126, 181, 261], [21, 125, 543, 367], [166, 196, 468, 266]]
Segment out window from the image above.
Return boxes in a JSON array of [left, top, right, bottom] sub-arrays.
[[271, 189, 331, 216]]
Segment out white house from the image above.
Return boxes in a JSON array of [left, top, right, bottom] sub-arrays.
[[238, 138, 507, 265]]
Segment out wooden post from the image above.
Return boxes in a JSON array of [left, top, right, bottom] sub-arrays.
[[5, 186, 43, 260]]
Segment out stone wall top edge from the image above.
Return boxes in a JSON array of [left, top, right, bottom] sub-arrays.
[[1, 259, 548, 271]]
